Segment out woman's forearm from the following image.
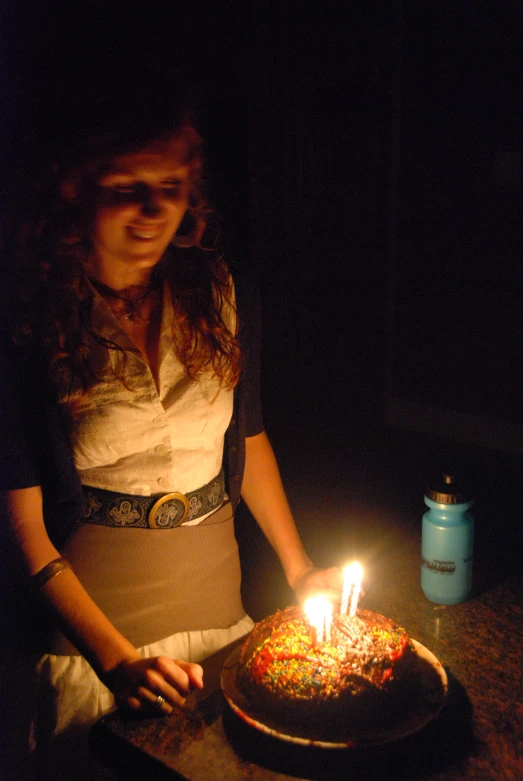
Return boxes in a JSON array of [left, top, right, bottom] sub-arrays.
[[240, 431, 314, 589], [37, 566, 141, 674], [1, 486, 141, 676]]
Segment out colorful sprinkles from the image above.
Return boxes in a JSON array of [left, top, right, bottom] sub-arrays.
[[242, 610, 414, 702]]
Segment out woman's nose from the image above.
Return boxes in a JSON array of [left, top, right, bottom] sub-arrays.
[[139, 186, 164, 217]]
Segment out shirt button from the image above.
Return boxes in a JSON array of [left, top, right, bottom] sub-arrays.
[[157, 476, 170, 489], [153, 415, 166, 427], [155, 444, 169, 456]]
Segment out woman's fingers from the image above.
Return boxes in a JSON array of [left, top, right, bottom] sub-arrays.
[[173, 659, 204, 690], [294, 565, 343, 602], [143, 659, 204, 712], [146, 657, 204, 698], [136, 685, 177, 713], [111, 656, 205, 714], [125, 695, 142, 711], [143, 659, 189, 697]]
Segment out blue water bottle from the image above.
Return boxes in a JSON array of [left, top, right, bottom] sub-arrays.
[[421, 473, 474, 605]]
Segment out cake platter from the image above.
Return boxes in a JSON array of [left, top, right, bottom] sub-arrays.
[[221, 639, 448, 749]]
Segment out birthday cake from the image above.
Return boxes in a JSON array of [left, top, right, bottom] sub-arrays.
[[237, 605, 419, 734]]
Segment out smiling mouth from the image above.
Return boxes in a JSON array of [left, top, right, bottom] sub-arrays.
[[128, 225, 164, 240]]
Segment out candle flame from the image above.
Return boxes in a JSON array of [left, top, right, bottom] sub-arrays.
[[304, 595, 332, 623], [343, 561, 363, 585], [304, 595, 333, 644]]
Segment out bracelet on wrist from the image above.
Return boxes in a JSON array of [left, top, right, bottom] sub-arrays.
[[31, 557, 72, 593]]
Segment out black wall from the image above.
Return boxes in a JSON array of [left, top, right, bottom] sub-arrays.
[[3, 2, 523, 448]]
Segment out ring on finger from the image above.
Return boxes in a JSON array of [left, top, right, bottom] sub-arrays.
[[154, 694, 166, 709]]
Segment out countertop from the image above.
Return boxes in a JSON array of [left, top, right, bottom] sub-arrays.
[[91, 424, 523, 780]]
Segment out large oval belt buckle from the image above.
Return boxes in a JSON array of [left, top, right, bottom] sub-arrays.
[[148, 492, 190, 529]]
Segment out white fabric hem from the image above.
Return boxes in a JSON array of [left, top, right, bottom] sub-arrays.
[[0, 614, 254, 781]]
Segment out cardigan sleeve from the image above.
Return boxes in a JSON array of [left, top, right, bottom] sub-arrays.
[[0, 342, 85, 548], [0, 346, 40, 490], [224, 260, 265, 508], [236, 262, 265, 438]]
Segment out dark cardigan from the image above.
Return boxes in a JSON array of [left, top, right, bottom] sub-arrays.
[[0, 259, 264, 549]]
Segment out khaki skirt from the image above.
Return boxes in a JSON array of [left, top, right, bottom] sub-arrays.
[[47, 501, 246, 653]]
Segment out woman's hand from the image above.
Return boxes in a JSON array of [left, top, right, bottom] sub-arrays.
[[0, 487, 203, 717], [293, 565, 343, 605], [104, 656, 204, 715]]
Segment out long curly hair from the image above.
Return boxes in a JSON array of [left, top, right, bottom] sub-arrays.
[[2, 101, 241, 394]]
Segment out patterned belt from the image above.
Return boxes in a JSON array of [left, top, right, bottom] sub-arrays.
[[81, 470, 225, 529]]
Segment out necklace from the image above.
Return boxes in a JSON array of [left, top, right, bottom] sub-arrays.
[[92, 278, 160, 324]]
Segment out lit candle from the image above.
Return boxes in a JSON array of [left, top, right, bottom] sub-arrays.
[[341, 561, 364, 617], [304, 598, 316, 645], [304, 595, 332, 644], [349, 563, 363, 617], [304, 596, 323, 643], [340, 564, 352, 616], [323, 599, 333, 644]]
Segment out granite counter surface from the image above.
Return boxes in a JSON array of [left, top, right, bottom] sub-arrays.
[[92, 426, 523, 780], [92, 561, 523, 781]]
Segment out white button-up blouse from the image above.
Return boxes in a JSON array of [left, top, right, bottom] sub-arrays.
[[58, 280, 235, 517]]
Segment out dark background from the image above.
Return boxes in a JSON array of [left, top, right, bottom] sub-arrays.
[[3, 2, 522, 436], [0, 0, 391, 431], [2, 2, 522, 612]]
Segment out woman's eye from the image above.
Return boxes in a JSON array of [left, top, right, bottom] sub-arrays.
[[99, 180, 185, 200], [112, 184, 136, 194]]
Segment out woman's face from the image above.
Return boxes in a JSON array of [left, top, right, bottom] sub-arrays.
[[89, 136, 191, 280]]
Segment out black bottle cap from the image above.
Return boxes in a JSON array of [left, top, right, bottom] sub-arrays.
[[425, 473, 472, 504]]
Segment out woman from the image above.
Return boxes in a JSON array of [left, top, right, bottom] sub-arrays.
[[0, 100, 341, 780]]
